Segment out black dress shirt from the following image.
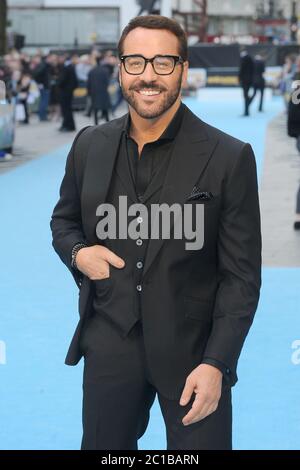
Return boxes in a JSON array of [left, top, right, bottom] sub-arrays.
[[123, 102, 185, 203]]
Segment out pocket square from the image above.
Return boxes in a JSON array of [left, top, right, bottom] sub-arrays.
[[186, 187, 213, 202]]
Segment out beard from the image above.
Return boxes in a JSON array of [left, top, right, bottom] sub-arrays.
[[120, 71, 183, 119]]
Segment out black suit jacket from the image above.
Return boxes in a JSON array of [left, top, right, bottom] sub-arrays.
[[50, 104, 261, 399], [58, 63, 78, 96], [239, 54, 254, 86], [87, 65, 111, 111]]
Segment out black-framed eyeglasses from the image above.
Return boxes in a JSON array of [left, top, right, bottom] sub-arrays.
[[120, 54, 184, 75]]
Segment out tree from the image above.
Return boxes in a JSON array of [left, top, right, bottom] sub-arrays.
[[0, 0, 7, 56]]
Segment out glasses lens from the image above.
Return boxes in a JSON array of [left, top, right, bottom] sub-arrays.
[[124, 56, 145, 74], [153, 56, 175, 74]]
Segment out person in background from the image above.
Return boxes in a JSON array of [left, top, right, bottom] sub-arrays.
[[250, 54, 265, 113], [101, 50, 115, 78], [20, 53, 31, 75], [280, 54, 297, 110], [294, 186, 300, 230], [84, 51, 101, 117], [238, 49, 254, 117], [16, 69, 32, 124], [287, 60, 300, 230], [76, 54, 93, 86], [31, 54, 50, 122], [288, 56, 300, 151], [110, 55, 125, 116], [101, 51, 121, 113], [76, 54, 93, 118], [87, 57, 111, 125], [58, 54, 78, 132], [48, 54, 61, 122]]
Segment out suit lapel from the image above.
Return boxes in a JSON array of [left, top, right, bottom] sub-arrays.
[[81, 115, 127, 243], [142, 109, 219, 279]]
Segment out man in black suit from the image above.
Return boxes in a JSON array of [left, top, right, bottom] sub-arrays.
[[239, 50, 254, 116], [250, 54, 266, 113], [58, 54, 78, 132], [87, 58, 111, 125], [50, 15, 261, 450]]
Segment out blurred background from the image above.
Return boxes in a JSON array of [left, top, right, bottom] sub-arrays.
[[0, 0, 299, 450]]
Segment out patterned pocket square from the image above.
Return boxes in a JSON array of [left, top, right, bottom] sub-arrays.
[[186, 187, 214, 201]]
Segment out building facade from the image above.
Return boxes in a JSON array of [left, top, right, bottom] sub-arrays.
[[6, 0, 298, 48], [173, 0, 295, 43], [7, 0, 139, 47]]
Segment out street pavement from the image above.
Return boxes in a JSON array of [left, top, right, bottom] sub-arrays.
[[0, 105, 128, 175], [261, 111, 300, 266]]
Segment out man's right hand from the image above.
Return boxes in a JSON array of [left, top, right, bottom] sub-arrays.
[[75, 245, 125, 280]]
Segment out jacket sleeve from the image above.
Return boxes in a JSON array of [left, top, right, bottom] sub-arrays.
[[50, 126, 91, 288], [203, 143, 262, 386]]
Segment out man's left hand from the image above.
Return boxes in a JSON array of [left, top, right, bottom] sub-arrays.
[[179, 363, 223, 426]]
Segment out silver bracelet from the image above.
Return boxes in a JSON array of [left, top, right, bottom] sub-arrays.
[[71, 243, 87, 269]]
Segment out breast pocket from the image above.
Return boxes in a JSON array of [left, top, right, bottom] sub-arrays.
[[187, 193, 221, 207]]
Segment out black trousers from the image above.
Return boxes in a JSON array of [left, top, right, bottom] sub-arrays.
[[93, 108, 110, 126], [242, 83, 252, 116], [79, 311, 232, 450], [250, 84, 265, 112]]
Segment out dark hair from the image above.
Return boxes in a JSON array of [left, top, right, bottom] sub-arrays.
[[118, 15, 188, 62]]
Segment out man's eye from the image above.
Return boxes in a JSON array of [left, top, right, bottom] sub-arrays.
[[155, 60, 171, 68], [128, 60, 142, 67]]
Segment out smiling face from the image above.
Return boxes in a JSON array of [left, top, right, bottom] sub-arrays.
[[119, 27, 188, 120]]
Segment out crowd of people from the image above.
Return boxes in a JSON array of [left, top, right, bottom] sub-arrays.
[[0, 48, 123, 131], [1, 46, 300, 230]]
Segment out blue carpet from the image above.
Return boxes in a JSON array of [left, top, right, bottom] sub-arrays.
[[1, 89, 299, 449]]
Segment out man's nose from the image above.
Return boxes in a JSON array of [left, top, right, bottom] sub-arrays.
[[140, 61, 158, 82]]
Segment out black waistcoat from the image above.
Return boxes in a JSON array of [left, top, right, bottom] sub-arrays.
[[92, 135, 173, 338]]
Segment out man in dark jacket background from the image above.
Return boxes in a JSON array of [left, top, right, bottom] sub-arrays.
[[287, 64, 300, 230], [239, 49, 254, 116], [87, 57, 111, 125], [58, 54, 78, 132], [31, 54, 50, 121], [250, 54, 266, 113]]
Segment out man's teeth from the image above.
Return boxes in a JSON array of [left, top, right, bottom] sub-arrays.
[[138, 89, 161, 95]]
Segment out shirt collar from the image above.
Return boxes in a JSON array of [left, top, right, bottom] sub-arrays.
[[123, 101, 186, 142]]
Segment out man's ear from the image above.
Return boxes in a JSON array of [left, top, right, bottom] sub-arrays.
[[181, 61, 189, 88], [118, 63, 122, 87]]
